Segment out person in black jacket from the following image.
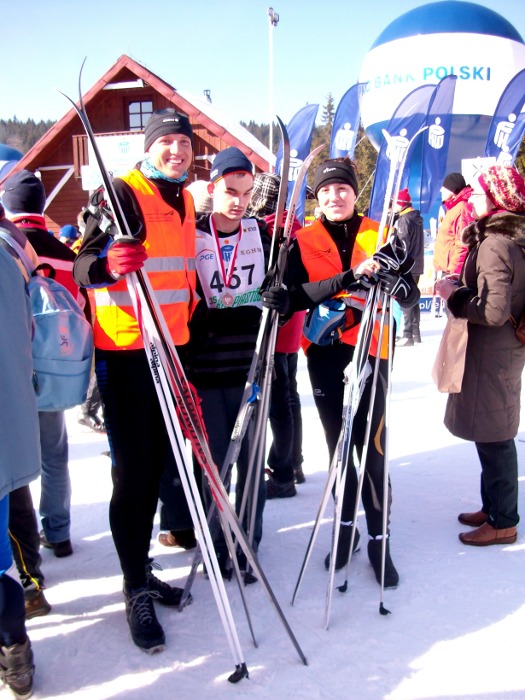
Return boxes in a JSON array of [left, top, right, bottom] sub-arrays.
[[391, 188, 424, 347], [185, 147, 271, 579], [262, 158, 420, 588]]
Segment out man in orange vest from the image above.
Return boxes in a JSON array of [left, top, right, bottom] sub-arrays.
[[262, 158, 419, 589], [74, 109, 198, 653]]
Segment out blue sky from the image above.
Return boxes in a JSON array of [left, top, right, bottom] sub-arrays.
[[2, 0, 524, 127]]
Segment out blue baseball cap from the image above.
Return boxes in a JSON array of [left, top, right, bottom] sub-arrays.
[[210, 147, 253, 183]]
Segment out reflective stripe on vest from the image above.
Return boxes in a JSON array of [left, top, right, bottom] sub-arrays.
[[93, 170, 196, 350], [297, 217, 390, 359]]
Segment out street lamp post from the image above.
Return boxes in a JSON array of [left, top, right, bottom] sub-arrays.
[[267, 6, 279, 171]]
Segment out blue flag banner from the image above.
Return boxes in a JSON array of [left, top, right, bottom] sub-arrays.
[[418, 75, 457, 214], [275, 103, 319, 223], [484, 68, 525, 165], [330, 83, 366, 159], [368, 84, 436, 222]]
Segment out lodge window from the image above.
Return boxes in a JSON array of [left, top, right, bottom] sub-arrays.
[[128, 100, 153, 131]]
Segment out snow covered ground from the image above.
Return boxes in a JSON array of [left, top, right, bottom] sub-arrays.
[[8, 311, 525, 700]]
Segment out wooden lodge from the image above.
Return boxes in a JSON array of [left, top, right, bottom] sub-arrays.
[[1, 54, 272, 234]]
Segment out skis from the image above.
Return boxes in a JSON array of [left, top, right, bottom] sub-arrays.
[[59, 62, 307, 680], [238, 141, 326, 551], [178, 116, 292, 601]]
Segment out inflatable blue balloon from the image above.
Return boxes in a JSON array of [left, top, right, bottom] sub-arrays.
[[0, 143, 23, 181], [359, 1, 525, 178]]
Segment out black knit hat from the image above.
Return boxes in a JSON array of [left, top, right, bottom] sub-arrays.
[[210, 147, 253, 183], [245, 172, 282, 217], [442, 172, 466, 195], [144, 109, 193, 152], [1, 170, 46, 215], [313, 160, 358, 198]]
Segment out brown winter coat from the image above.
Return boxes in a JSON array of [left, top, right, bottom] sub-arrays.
[[444, 211, 525, 442]]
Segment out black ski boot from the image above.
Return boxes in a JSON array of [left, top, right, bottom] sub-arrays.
[[202, 551, 233, 581], [266, 477, 296, 499], [324, 524, 360, 571], [146, 562, 191, 606], [294, 466, 306, 484], [367, 538, 399, 588], [0, 636, 34, 700], [123, 583, 165, 654]]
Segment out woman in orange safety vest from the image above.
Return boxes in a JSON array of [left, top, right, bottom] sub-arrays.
[[262, 158, 420, 589]]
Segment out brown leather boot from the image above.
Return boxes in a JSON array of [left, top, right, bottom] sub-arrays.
[[459, 522, 517, 546], [458, 510, 488, 527], [0, 636, 34, 699]]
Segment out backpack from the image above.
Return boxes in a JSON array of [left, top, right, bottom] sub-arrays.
[[0, 231, 94, 411], [303, 298, 348, 346]]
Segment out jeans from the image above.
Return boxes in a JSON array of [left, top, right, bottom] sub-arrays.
[[268, 352, 304, 483], [39, 410, 71, 543], [476, 439, 520, 528]]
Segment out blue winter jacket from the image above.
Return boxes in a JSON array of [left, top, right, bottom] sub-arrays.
[[0, 239, 41, 499]]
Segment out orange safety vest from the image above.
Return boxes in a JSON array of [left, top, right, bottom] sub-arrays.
[[297, 216, 389, 359], [93, 170, 197, 350]]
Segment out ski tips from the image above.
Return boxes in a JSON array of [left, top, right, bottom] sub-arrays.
[[56, 89, 77, 110]]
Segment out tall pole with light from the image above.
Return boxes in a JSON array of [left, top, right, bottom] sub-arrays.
[[267, 6, 279, 171]]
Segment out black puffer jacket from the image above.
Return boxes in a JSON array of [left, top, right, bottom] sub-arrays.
[[394, 207, 425, 275]]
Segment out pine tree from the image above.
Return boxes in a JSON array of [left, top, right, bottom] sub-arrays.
[[354, 126, 378, 213], [321, 93, 335, 130], [0, 117, 56, 154]]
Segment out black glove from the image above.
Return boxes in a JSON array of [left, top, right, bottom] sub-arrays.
[[377, 269, 420, 308], [373, 239, 414, 275], [377, 269, 412, 299], [446, 286, 475, 318], [261, 286, 290, 315], [354, 271, 378, 289]]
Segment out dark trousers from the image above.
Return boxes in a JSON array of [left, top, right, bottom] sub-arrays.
[[475, 439, 519, 528], [0, 496, 27, 647], [80, 370, 103, 418], [268, 352, 304, 483], [0, 574, 26, 647], [158, 461, 197, 533], [306, 343, 391, 537], [402, 274, 421, 340], [96, 348, 192, 589], [8, 486, 45, 589], [197, 385, 266, 554]]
